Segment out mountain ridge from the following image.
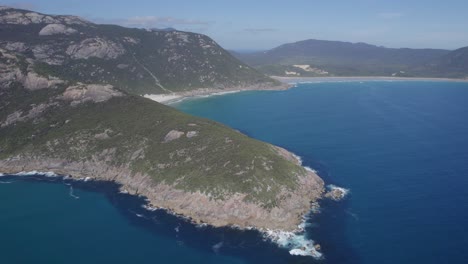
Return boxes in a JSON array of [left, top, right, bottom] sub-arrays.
[[0, 6, 280, 95], [233, 38, 467, 78]]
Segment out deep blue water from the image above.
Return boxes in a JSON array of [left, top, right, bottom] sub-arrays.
[[2, 81, 468, 263]]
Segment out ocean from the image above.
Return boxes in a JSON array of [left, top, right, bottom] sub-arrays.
[[1, 80, 468, 263]]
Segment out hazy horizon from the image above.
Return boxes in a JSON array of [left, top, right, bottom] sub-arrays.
[[1, 0, 467, 50]]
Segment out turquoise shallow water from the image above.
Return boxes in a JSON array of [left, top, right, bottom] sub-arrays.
[[2, 81, 468, 263]]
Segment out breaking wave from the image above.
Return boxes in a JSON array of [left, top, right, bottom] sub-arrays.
[[69, 185, 80, 199], [264, 229, 322, 259], [212, 241, 223, 253], [327, 184, 350, 197], [7, 171, 59, 177]]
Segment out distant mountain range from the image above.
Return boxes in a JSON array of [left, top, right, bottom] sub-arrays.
[[232, 39, 468, 78]]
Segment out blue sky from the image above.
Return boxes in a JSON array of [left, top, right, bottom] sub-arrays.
[[2, 0, 468, 50]]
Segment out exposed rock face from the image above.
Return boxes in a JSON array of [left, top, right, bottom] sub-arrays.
[[122, 37, 140, 45], [0, 49, 21, 85], [32, 44, 65, 65], [0, 48, 64, 88], [1, 103, 55, 127], [0, 10, 57, 25], [325, 185, 349, 201], [0, 156, 324, 231], [61, 84, 123, 105], [186, 131, 198, 138], [22, 72, 64, 90], [66, 38, 125, 60], [4, 42, 27, 52], [22, 72, 49, 90], [0, 7, 89, 25], [39, 23, 77, 36], [163, 130, 185, 142]]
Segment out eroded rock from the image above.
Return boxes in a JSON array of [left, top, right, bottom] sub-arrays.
[[186, 131, 198, 138], [21, 72, 64, 90], [39, 23, 77, 36], [61, 84, 123, 105], [163, 130, 185, 142], [32, 44, 65, 65], [1, 103, 56, 127], [0, 8, 89, 25], [66, 38, 125, 60], [4, 42, 27, 52]]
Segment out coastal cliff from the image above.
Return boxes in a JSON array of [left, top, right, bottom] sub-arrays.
[[0, 90, 324, 231], [0, 153, 323, 231]]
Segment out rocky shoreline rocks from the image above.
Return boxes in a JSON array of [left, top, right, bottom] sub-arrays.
[[0, 151, 324, 232]]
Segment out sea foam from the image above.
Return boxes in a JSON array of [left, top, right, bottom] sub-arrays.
[[261, 153, 323, 258], [327, 184, 350, 197], [2, 171, 60, 177], [264, 229, 322, 258]]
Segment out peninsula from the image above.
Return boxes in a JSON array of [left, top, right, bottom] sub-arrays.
[[0, 6, 324, 232]]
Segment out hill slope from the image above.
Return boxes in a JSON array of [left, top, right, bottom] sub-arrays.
[[0, 6, 323, 231], [418, 46, 468, 78], [233, 39, 461, 77], [0, 38, 323, 232], [0, 6, 278, 95]]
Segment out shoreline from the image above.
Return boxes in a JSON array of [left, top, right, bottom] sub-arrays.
[[144, 76, 468, 105], [0, 160, 326, 258], [0, 146, 324, 232], [143, 82, 292, 104], [272, 76, 468, 84]]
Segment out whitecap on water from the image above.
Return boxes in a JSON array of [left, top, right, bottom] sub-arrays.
[[327, 184, 350, 197], [7, 171, 59, 177], [0, 181, 13, 184], [142, 204, 158, 211], [304, 166, 317, 173], [264, 230, 322, 259], [69, 185, 80, 199], [212, 241, 223, 254]]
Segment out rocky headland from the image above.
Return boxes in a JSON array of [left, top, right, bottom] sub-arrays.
[[0, 5, 326, 236]]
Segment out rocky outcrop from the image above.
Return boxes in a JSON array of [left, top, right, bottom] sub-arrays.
[[1, 103, 57, 127], [0, 7, 89, 25], [32, 44, 66, 65], [22, 72, 63, 90], [0, 155, 324, 231], [163, 130, 185, 142], [66, 38, 125, 60], [325, 185, 349, 201], [60, 84, 123, 105], [4, 42, 27, 52], [0, 48, 64, 88], [186, 131, 198, 138], [0, 10, 57, 25], [39, 23, 77, 36]]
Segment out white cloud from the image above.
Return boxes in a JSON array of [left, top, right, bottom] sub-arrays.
[[244, 28, 278, 33], [112, 16, 212, 28], [3, 1, 38, 10]]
